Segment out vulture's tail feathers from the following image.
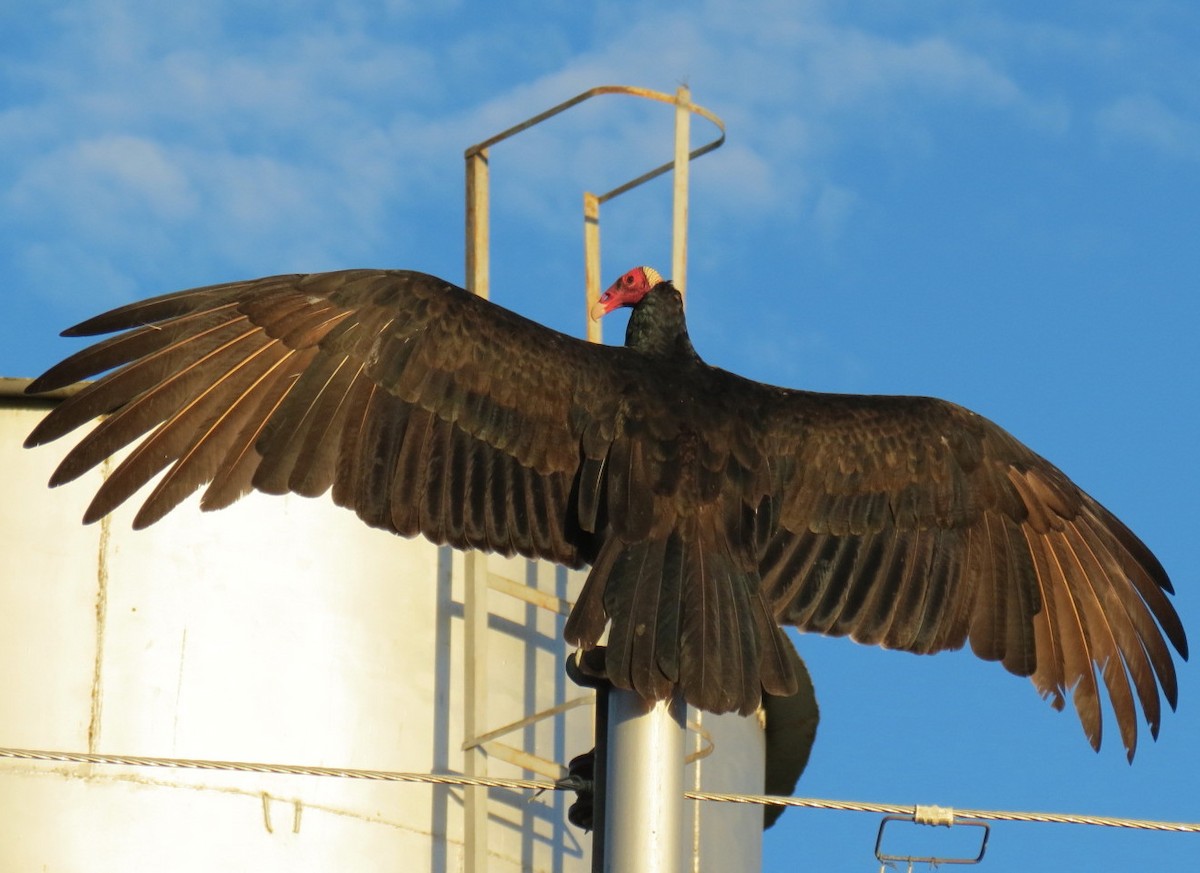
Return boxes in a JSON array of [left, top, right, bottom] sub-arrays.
[[565, 516, 794, 715]]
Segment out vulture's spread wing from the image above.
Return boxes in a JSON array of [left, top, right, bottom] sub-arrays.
[[758, 389, 1186, 759], [25, 270, 799, 718], [26, 269, 1186, 752], [25, 270, 631, 567]]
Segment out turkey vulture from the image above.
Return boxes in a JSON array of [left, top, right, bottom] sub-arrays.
[[24, 266, 1186, 760]]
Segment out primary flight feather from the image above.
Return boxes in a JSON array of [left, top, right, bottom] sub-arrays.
[[24, 266, 1186, 760]]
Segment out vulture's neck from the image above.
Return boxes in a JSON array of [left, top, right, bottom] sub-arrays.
[[625, 284, 698, 360]]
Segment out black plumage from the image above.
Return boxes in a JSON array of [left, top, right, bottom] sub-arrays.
[[24, 266, 1186, 760]]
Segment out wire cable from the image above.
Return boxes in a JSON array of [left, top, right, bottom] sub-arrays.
[[0, 746, 557, 792], [684, 791, 1200, 833], [2, 746, 1197, 833]]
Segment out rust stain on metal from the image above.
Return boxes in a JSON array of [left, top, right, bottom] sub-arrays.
[[260, 793, 304, 834], [261, 791, 275, 833]]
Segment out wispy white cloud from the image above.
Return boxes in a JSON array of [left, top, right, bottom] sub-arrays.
[[417, 3, 1056, 273], [2, 4, 477, 294], [11, 134, 196, 225], [806, 32, 1020, 106], [1096, 94, 1200, 160], [3, 0, 1196, 315]]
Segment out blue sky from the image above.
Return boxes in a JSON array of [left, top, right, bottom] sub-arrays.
[[4, 1, 1198, 870]]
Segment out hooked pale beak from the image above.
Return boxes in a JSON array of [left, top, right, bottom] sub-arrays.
[[590, 278, 625, 321], [589, 292, 615, 321]]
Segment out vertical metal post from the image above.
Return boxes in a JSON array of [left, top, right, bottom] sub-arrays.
[[603, 690, 687, 873], [584, 192, 602, 344], [689, 710, 704, 868], [466, 148, 490, 299], [463, 146, 490, 873], [671, 86, 691, 304], [589, 683, 610, 873]]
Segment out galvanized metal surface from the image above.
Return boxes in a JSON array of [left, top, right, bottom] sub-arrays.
[[603, 691, 687, 873]]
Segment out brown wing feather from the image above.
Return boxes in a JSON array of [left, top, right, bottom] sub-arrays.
[[25, 269, 796, 719], [25, 269, 629, 569], [759, 389, 1186, 760], [27, 270, 1185, 744]]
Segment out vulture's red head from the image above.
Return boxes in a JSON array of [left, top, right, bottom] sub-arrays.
[[590, 266, 664, 321]]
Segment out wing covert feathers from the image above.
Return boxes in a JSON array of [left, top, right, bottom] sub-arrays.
[[762, 391, 1184, 760], [25, 270, 613, 566]]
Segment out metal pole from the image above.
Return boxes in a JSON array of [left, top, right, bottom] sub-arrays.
[[584, 192, 602, 344], [590, 683, 610, 873], [466, 148, 490, 299], [603, 690, 687, 873], [671, 85, 691, 303], [463, 146, 490, 873]]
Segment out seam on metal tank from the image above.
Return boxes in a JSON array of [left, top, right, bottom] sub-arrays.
[[173, 629, 188, 750], [87, 456, 112, 755], [1, 764, 450, 834]]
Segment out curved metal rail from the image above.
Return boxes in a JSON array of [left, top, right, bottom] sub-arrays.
[[463, 84, 726, 336], [464, 83, 725, 170]]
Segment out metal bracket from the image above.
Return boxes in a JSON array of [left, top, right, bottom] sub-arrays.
[[875, 813, 990, 869]]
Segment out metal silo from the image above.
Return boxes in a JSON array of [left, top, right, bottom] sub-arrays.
[[2, 379, 771, 871]]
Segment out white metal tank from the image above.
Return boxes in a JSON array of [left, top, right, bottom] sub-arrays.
[[0, 378, 767, 871]]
